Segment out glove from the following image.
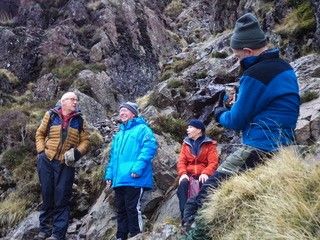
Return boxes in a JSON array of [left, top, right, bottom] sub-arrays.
[[64, 148, 77, 167], [213, 107, 228, 122], [179, 174, 189, 184], [198, 173, 208, 183]]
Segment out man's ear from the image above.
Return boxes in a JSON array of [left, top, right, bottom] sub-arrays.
[[243, 48, 254, 56]]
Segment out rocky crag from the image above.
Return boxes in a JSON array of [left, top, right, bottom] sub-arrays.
[[0, 0, 320, 239]]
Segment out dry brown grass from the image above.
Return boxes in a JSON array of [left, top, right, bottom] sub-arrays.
[[0, 193, 30, 230], [199, 147, 320, 239]]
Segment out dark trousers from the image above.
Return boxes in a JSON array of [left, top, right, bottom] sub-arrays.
[[114, 187, 144, 240], [183, 148, 270, 223], [177, 178, 203, 219], [37, 153, 75, 240]]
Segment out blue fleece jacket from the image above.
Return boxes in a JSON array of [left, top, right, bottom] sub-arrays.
[[218, 49, 300, 152], [104, 116, 157, 189]]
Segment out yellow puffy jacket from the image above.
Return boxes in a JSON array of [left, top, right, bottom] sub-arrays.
[[35, 108, 90, 162]]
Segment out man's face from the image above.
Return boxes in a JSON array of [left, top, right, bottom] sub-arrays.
[[61, 93, 78, 114], [119, 107, 135, 123]]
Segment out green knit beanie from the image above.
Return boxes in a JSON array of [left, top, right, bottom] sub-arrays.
[[230, 13, 267, 50]]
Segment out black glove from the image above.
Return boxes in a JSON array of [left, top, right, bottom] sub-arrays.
[[213, 107, 228, 122]]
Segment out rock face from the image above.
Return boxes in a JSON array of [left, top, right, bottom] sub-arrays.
[[311, 0, 320, 50], [0, 27, 41, 84], [1, 0, 320, 239], [0, 0, 179, 104]]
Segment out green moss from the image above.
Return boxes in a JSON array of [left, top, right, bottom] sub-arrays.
[[0, 69, 20, 86], [179, 88, 187, 98], [288, 0, 304, 7], [193, 71, 208, 79], [211, 51, 228, 59], [276, 1, 316, 38], [152, 116, 187, 142], [41, 54, 59, 75], [164, 0, 184, 19], [89, 130, 104, 151], [0, 146, 30, 170], [167, 79, 183, 88], [160, 69, 174, 82], [171, 57, 196, 73], [52, 59, 85, 79], [206, 124, 225, 140], [300, 90, 319, 104], [74, 80, 94, 97], [147, 91, 160, 108], [87, 63, 107, 73]]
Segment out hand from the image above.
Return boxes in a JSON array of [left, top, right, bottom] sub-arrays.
[[64, 148, 75, 167], [213, 107, 228, 122], [179, 174, 189, 184], [199, 174, 208, 183], [131, 173, 139, 178]]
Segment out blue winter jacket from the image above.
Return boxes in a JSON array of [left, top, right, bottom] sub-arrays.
[[218, 49, 300, 152], [104, 116, 157, 189]]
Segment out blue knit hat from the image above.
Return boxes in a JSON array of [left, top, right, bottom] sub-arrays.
[[119, 101, 139, 116], [188, 119, 205, 132], [230, 13, 267, 49]]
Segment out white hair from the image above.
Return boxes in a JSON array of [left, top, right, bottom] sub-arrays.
[[60, 92, 77, 102]]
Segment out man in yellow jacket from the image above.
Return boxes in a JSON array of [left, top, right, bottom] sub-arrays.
[[34, 92, 89, 240]]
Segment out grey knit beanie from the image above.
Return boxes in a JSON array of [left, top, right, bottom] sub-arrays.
[[230, 13, 267, 50], [119, 101, 139, 116]]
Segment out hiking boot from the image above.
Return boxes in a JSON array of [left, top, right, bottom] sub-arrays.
[[34, 232, 49, 240]]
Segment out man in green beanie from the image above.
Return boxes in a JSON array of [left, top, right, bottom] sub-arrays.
[[183, 12, 300, 232]]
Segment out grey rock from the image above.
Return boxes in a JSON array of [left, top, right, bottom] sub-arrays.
[[33, 73, 59, 101], [77, 70, 118, 111], [73, 90, 108, 127]]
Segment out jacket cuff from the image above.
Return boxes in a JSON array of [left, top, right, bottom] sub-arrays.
[[74, 149, 82, 161]]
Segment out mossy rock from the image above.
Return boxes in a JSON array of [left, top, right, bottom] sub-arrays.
[[276, 1, 316, 38], [167, 79, 183, 88], [164, 0, 184, 19], [300, 90, 319, 104], [0, 69, 20, 91], [193, 71, 208, 80], [52, 59, 86, 79], [152, 116, 187, 142], [89, 130, 104, 151]]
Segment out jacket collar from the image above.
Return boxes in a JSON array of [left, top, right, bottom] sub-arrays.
[[120, 116, 146, 130], [240, 48, 279, 70], [184, 135, 212, 146]]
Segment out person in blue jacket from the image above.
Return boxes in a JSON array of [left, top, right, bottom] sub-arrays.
[[104, 101, 157, 240], [183, 13, 300, 230]]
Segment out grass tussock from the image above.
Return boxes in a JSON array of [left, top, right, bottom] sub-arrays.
[[196, 147, 320, 240], [276, 1, 316, 38], [0, 194, 30, 230], [0, 68, 20, 86], [152, 116, 187, 142], [164, 0, 184, 19]]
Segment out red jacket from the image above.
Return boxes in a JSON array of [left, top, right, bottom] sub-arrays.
[[177, 137, 219, 176]]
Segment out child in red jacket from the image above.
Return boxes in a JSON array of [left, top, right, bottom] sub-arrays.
[[176, 119, 219, 219]]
